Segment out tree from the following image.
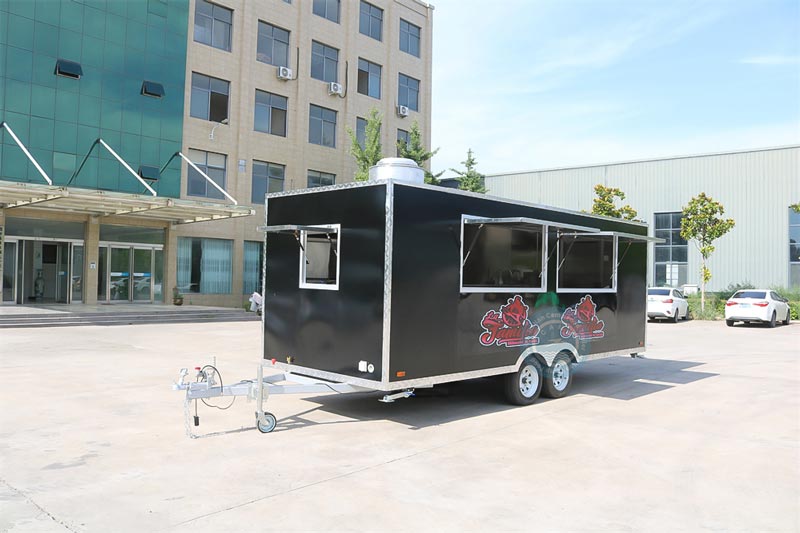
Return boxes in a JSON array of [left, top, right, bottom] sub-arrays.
[[680, 193, 735, 311], [396, 121, 443, 184], [347, 108, 383, 181], [591, 184, 638, 220], [450, 149, 487, 193], [791, 202, 800, 214]]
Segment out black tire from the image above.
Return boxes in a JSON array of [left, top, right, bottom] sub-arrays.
[[504, 357, 543, 406], [726, 319, 735, 327], [672, 310, 679, 323], [542, 354, 573, 399], [768, 311, 776, 328], [684, 308, 691, 321], [783, 310, 790, 326], [256, 412, 277, 433]]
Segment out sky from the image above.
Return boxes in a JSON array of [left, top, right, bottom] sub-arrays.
[[429, 0, 800, 178]]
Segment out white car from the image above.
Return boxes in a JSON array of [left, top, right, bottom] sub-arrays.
[[647, 287, 689, 322], [725, 289, 791, 328]]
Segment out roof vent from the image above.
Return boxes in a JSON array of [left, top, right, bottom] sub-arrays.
[[368, 158, 424, 184], [138, 165, 161, 181], [55, 59, 83, 79], [141, 80, 165, 98]]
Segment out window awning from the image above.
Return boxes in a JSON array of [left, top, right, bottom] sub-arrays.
[[463, 216, 600, 233], [560, 230, 665, 243], [0, 181, 254, 225]]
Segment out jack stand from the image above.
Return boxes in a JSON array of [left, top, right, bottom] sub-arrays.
[[379, 389, 415, 403]]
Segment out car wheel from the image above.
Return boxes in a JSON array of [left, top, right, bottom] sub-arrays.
[[726, 319, 734, 327], [768, 311, 776, 328], [684, 308, 692, 321], [672, 310, 679, 323], [542, 354, 573, 399], [504, 357, 543, 406], [783, 309, 791, 326]]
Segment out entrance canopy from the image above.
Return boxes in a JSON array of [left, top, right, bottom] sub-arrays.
[[0, 181, 254, 224]]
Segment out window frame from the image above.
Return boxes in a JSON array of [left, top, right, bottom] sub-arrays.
[[186, 149, 227, 200], [308, 104, 337, 148], [190, 72, 230, 123], [312, 0, 340, 23], [556, 233, 618, 294], [251, 160, 286, 203], [193, 0, 233, 52], [654, 211, 688, 288], [311, 40, 339, 83], [789, 207, 800, 287], [256, 20, 290, 67], [299, 224, 341, 291], [307, 169, 335, 188], [398, 73, 420, 111], [459, 215, 549, 294], [357, 58, 382, 99], [359, 1, 383, 41], [399, 18, 421, 57], [254, 89, 288, 136]]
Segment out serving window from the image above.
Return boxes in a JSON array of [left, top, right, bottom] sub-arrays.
[[557, 234, 616, 292], [461, 218, 547, 293], [299, 225, 340, 290]]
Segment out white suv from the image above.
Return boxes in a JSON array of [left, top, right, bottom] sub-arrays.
[[647, 287, 689, 323]]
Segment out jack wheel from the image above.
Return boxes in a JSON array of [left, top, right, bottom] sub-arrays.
[[256, 412, 277, 433]]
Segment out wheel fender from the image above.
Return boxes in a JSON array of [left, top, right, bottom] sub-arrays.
[[515, 343, 579, 370]]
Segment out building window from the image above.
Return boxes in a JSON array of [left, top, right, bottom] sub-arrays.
[[190, 73, 229, 122], [187, 149, 227, 200], [461, 219, 547, 293], [251, 161, 285, 203], [243, 241, 264, 295], [194, 0, 232, 52], [300, 225, 340, 290], [398, 73, 419, 111], [359, 1, 383, 41], [558, 234, 617, 292], [311, 41, 339, 83], [256, 21, 289, 67], [654, 212, 688, 287], [356, 117, 367, 149], [790, 208, 800, 286], [312, 0, 339, 23], [399, 19, 420, 57], [309, 105, 337, 148], [254, 90, 287, 136], [307, 170, 335, 188], [357, 58, 381, 99], [177, 237, 233, 294], [397, 128, 410, 156]]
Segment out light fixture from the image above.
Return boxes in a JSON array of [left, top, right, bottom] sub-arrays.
[[210, 118, 229, 140]]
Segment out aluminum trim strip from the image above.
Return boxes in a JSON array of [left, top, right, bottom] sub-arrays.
[[463, 216, 600, 233], [381, 181, 394, 384]]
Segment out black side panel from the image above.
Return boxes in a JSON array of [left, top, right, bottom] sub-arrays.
[[389, 184, 647, 382], [263, 185, 386, 379]]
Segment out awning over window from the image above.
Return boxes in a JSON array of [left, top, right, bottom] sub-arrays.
[[463, 216, 600, 233], [0, 181, 254, 225]]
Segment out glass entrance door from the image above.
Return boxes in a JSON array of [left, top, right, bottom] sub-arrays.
[[132, 248, 152, 302], [2, 241, 17, 303], [109, 247, 131, 301]]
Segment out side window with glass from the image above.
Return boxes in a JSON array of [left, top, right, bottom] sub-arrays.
[[257, 21, 289, 67], [251, 161, 285, 203], [313, 0, 339, 23], [460, 218, 546, 293], [558, 234, 616, 292], [187, 149, 227, 200], [194, 0, 232, 52], [654, 212, 687, 287], [190, 73, 229, 122], [254, 90, 287, 136], [300, 226, 340, 290]]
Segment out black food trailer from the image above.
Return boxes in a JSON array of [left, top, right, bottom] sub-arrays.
[[174, 158, 659, 435]]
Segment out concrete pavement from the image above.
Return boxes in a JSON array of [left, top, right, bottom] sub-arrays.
[[0, 319, 798, 532]]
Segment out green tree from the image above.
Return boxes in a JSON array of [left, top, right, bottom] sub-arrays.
[[791, 202, 800, 213], [680, 192, 735, 311], [591, 184, 638, 220], [347, 108, 383, 181], [450, 149, 487, 193], [397, 121, 443, 184]]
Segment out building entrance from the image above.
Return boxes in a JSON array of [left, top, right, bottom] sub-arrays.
[[97, 244, 163, 303], [1, 239, 84, 304]]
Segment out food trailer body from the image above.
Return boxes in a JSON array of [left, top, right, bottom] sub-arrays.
[[262, 161, 656, 403]]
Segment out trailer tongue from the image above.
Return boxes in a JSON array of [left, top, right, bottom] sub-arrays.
[[173, 158, 661, 437]]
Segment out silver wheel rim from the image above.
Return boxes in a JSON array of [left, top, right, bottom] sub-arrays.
[[519, 365, 539, 398], [552, 360, 570, 392], [259, 414, 276, 432]]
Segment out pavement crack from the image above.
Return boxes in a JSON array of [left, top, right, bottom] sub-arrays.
[[0, 477, 79, 532]]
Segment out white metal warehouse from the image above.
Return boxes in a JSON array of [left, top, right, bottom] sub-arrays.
[[483, 145, 800, 291]]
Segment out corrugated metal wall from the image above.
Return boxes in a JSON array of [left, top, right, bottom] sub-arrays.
[[485, 146, 800, 290]]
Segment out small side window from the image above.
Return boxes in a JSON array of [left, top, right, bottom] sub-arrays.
[[299, 225, 340, 290], [557, 234, 616, 292]]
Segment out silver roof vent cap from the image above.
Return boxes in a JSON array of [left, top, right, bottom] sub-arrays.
[[368, 157, 424, 184]]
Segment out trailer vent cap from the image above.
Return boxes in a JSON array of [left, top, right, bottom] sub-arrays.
[[368, 157, 424, 184]]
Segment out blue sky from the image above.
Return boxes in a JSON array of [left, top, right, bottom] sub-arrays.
[[429, 0, 800, 177]]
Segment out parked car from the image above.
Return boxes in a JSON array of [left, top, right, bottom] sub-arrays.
[[647, 287, 689, 322], [725, 290, 791, 328]]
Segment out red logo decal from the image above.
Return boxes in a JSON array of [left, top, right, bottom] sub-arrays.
[[560, 295, 605, 339], [480, 295, 540, 347]]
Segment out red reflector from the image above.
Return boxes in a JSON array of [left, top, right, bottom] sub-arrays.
[[726, 302, 737, 306], [754, 301, 769, 307], [271, 358, 277, 365], [396, 371, 406, 378], [194, 366, 201, 370], [663, 299, 673, 304]]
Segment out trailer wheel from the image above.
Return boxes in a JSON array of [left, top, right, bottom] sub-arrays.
[[504, 358, 543, 406], [256, 412, 277, 433], [542, 355, 573, 399]]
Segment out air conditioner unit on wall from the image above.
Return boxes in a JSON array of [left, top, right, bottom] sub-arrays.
[[396, 105, 410, 117], [328, 82, 344, 96], [277, 66, 293, 80]]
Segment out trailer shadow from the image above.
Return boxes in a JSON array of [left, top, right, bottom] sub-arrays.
[[277, 357, 717, 432]]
